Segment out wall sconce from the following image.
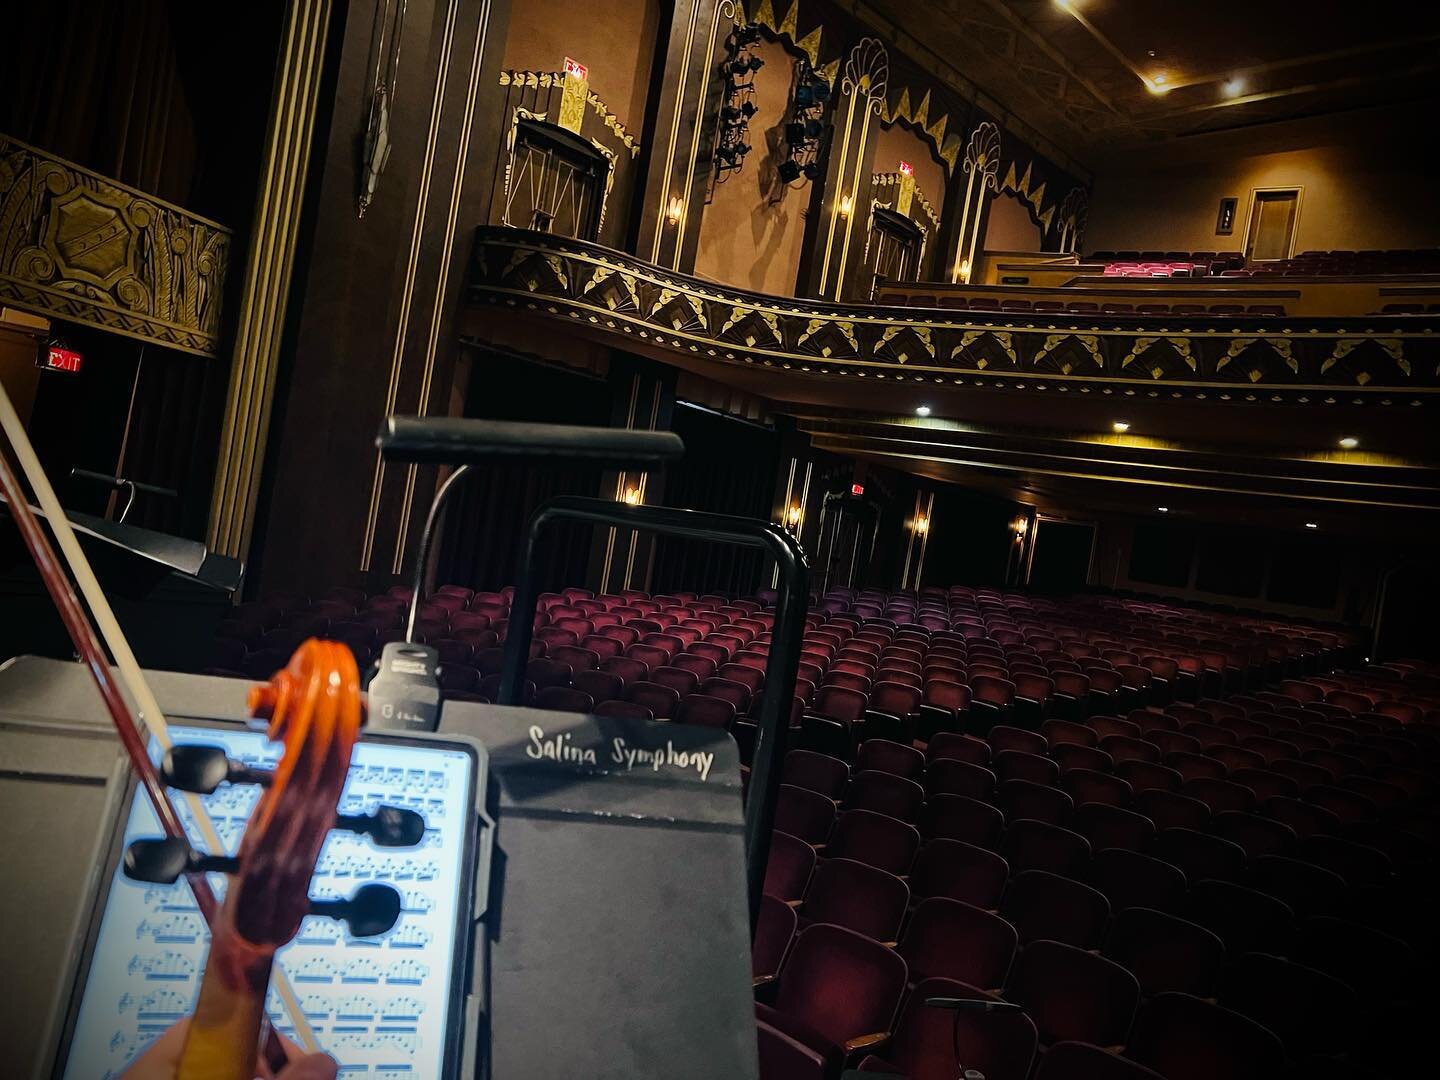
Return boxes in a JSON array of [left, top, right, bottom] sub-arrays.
[[1012, 516, 1028, 538], [623, 487, 642, 505], [786, 504, 802, 527], [913, 516, 929, 535], [838, 194, 853, 218], [958, 257, 972, 283], [665, 196, 683, 227]]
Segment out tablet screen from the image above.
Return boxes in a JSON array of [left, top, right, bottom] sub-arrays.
[[60, 724, 475, 1079]]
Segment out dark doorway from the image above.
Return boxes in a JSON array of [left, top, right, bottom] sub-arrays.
[[1029, 518, 1095, 593]]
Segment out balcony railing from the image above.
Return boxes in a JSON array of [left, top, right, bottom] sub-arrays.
[[467, 228, 1437, 407]]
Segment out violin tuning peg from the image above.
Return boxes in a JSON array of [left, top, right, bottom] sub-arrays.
[[310, 883, 402, 937], [124, 837, 239, 884], [161, 745, 230, 794], [335, 805, 426, 847], [124, 837, 193, 884], [162, 744, 273, 794]]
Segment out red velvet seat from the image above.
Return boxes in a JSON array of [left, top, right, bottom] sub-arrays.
[[899, 897, 1018, 988], [758, 923, 908, 1068], [844, 769, 925, 823], [1006, 939, 1140, 1048], [909, 838, 1010, 908], [1125, 993, 1285, 1080], [1103, 907, 1225, 998], [828, 809, 921, 876], [858, 977, 1038, 1080], [1085, 848, 1187, 914], [763, 829, 816, 903], [1002, 869, 1110, 948], [802, 857, 910, 942]]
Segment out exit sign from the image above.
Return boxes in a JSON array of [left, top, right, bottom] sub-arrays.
[[40, 345, 84, 374], [564, 57, 588, 80], [851, 483, 865, 496], [898, 160, 913, 176]]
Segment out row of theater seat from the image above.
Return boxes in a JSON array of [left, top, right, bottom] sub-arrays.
[[889, 296, 1288, 317], [1088, 251, 1246, 276], [753, 684, 1436, 1078], [1089, 248, 1440, 277]]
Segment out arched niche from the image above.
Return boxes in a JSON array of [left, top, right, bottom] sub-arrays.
[[983, 189, 1044, 253]]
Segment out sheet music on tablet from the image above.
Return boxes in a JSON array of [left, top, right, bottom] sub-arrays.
[[62, 726, 474, 1078]]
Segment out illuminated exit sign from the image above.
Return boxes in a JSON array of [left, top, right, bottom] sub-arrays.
[[898, 160, 913, 176], [851, 483, 865, 496], [40, 345, 84, 374], [564, 57, 588, 80]]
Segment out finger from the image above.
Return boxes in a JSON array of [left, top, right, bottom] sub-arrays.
[[120, 1019, 190, 1078]]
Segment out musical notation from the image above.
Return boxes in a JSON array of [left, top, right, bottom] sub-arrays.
[[61, 726, 474, 1078]]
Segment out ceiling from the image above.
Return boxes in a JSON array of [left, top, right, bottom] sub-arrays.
[[659, 350, 1440, 541], [855, 0, 1440, 159]]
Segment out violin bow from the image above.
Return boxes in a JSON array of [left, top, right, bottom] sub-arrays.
[[0, 382, 317, 1063]]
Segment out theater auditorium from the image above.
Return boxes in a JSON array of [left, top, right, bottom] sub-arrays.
[[1, 1, 1437, 1078]]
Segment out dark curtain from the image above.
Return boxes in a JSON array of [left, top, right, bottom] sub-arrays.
[[2, 0, 283, 540], [437, 353, 611, 590], [650, 404, 779, 596]]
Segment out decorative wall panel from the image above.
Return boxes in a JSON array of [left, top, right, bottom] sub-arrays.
[[0, 135, 231, 357]]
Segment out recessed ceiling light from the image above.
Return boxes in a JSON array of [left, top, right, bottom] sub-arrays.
[[1338, 436, 1359, 449], [1304, 522, 1319, 529], [1112, 420, 1130, 433], [1157, 506, 1169, 513], [1223, 77, 1245, 98], [1148, 74, 1171, 94], [916, 405, 932, 417]]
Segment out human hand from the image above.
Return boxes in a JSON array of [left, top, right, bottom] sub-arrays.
[[121, 1020, 338, 1079]]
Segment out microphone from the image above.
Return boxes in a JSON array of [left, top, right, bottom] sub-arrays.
[[369, 416, 685, 730]]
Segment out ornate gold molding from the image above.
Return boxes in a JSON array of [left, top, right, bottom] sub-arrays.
[[0, 135, 232, 357], [498, 71, 641, 157], [467, 228, 1440, 405], [208, 0, 334, 559]]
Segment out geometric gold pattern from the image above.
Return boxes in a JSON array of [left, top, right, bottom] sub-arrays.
[[0, 134, 232, 357], [468, 228, 1440, 405]]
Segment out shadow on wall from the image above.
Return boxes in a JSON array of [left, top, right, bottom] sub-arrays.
[[694, 36, 811, 296]]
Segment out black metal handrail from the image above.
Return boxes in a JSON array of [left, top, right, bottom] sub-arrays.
[[498, 495, 810, 933]]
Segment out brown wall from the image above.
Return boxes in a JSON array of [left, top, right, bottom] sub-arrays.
[[983, 190, 1043, 252], [1086, 104, 1440, 254], [693, 38, 811, 295], [501, 0, 659, 138], [871, 121, 946, 222]]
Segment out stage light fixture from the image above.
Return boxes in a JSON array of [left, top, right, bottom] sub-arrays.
[[785, 121, 807, 145], [1112, 420, 1130, 433], [802, 162, 821, 181], [1305, 522, 1318, 529], [1339, 436, 1359, 449], [1157, 506, 1169, 513], [777, 160, 802, 183], [795, 84, 814, 108], [915, 405, 931, 417], [1223, 77, 1244, 98]]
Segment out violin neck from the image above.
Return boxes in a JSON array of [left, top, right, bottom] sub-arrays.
[[177, 909, 274, 1079]]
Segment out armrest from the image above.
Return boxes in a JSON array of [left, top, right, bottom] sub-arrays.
[[842, 1031, 891, 1054], [757, 1002, 845, 1070]]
